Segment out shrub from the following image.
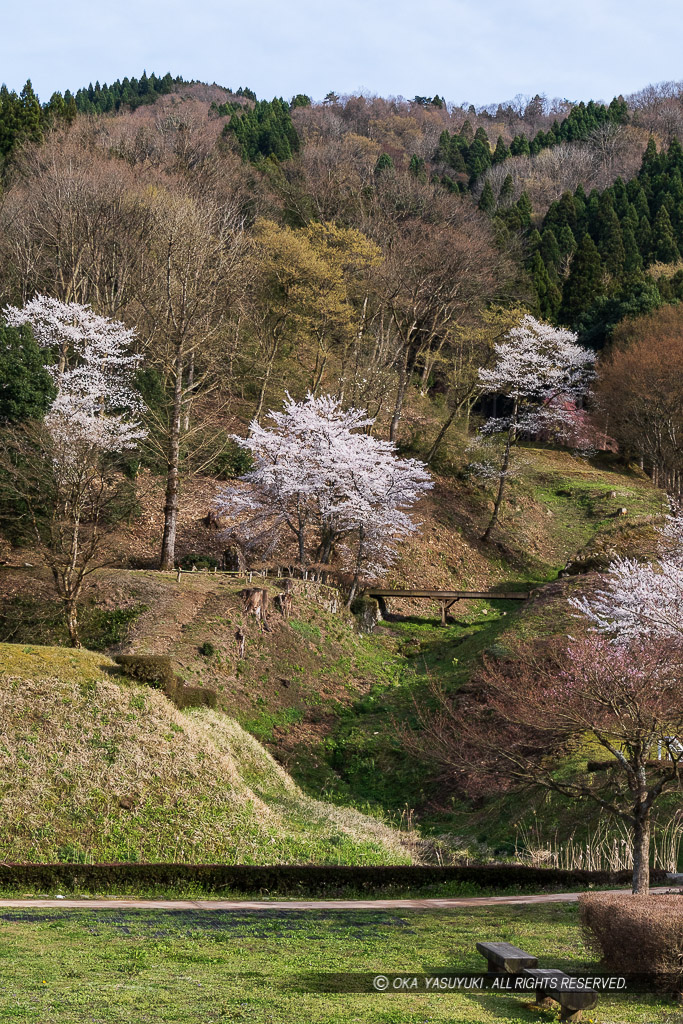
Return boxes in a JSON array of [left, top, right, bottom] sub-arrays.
[[579, 892, 683, 991], [86, 605, 147, 650], [179, 553, 219, 571], [198, 642, 216, 658], [114, 654, 217, 710], [114, 654, 176, 689], [0, 863, 667, 896]]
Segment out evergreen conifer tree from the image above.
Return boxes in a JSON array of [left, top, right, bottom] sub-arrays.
[[498, 174, 514, 205], [516, 192, 532, 227], [374, 152, 394, 175], [478, 179, 495, 213], [560, 233, 604, 324], [651, 206, 680, 263], [492, 135, 509, 164]]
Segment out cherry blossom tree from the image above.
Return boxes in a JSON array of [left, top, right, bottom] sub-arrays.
[[214, 393, 432, 592], [571, 513, 683, 642], [3, 295, 144, 453], [473, 315, 595, 541], [404, 636, 683, 893], [0, 297, 145, 646]]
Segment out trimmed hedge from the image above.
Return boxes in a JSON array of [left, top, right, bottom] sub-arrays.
[[0, 863, 667, 895], [114, 654, 216, 710], [579, 892, 683, 991]]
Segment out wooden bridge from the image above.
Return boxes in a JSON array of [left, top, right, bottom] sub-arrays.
[[367, 588, 532, 625]]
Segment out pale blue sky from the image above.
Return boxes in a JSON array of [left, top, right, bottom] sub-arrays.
[[2, 0, 682, 106]]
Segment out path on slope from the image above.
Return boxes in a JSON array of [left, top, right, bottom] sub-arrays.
[[0, 888, 676, 911]]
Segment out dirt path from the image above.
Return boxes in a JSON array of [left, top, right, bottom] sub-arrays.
[[0, 887, 676, 911]]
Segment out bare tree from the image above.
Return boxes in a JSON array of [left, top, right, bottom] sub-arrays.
[[132, 183, 247, 569], [405, 637, 683, 894]]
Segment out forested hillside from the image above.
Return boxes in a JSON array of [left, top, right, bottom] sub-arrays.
[[1, 70, 682, 877]]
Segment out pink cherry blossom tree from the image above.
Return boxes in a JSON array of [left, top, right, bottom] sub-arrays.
[[1, 297, 145, 645], [404, 635, 683, 893], [214, 393, 432, 596], [473, 315, 595, 541]]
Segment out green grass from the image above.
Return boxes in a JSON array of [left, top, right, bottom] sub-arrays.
[[0, 644, 414, 866], [0, 904, 674, 1022]]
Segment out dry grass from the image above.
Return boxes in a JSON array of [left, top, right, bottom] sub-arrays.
[[0, 643, 414, 865]]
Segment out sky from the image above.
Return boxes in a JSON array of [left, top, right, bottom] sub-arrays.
[[2, 0, 683, 107]]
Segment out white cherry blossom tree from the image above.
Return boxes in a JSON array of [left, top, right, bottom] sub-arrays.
[[4, 295, 144, 453], [570, 513, 683, 643], [1, 297, 145, 645], [473, 315, 595, 541], [214, 393, 432, 592]]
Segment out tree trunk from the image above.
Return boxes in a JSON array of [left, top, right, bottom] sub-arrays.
[[390, 349, 410, 443], [482, 434, 512, 541], [426, 407, 458, 465], [631, 813, 650, 894], [482, 400, 517, 542], [65, 598, 81, 648], [160, 347, 184, 570]]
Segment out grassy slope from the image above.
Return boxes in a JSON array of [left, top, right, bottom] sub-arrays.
[[0, 446, 666, 859], [0, 644, 414, 865], [0, 904, 673, 1024]]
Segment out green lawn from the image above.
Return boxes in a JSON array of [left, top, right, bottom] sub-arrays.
[[0, 904, 676, 1023]]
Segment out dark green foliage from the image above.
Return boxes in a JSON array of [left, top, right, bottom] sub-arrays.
[[86, 606, 148, 650], [492, 135, 509, 164], [516, 191, 532, 227], [509, 134, 531, 157], [560, 234, 604, 326], [71, 71, 180, 115], [114, 654, 217, 709], [209, 99, 241, 118], [0, 324, 55, 422], [530, 134, 683, 339], [224, 98, 299, 162], [374, 152, 394, 175], [0, 862, 663, 894], [179, 553, 220, 570], [114, 654, 176, 689], [651, 205, 680, 262], [574, 276, 662, 348], [478, 179, 495, 213], [408, 154, 427, 182], [557, 224, 576, 257], [0, 597, 146, 649], [199, 641, 216, 657], [0, 80, 44, 160], [530, 252, 561, 319], [290, 94, 311, 109], [204, 437, 253, 479]]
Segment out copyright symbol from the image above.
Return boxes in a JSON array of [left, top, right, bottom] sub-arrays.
[[373, 975, 390, 991]]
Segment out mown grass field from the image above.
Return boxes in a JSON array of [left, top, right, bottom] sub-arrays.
[[0, 903, 677, 1023]]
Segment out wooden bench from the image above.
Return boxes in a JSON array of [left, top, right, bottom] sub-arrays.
[[523, 968, 598, 1021], [476, 941, 538, 974]]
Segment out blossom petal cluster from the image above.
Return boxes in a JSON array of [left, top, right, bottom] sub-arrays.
[[478, 314, 596, 403], [215, 393, 432, 576], [4, 296, 145, 452], [570, 513, 683, 642]]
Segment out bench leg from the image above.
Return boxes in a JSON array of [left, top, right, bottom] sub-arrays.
[[535, 992, 555, 1008], [559, 1009, 582, 1022]]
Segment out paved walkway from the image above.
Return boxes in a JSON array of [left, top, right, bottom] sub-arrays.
[[0, 887, 675, 911]]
